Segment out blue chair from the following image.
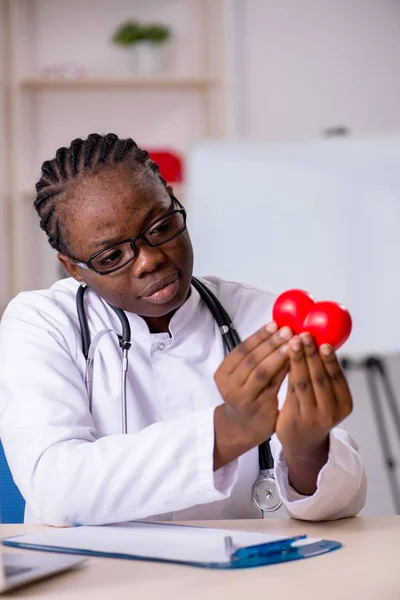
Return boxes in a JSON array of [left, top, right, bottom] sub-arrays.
[[0, 441, 25, 523]]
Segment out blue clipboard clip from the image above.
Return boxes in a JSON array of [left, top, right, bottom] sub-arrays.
[[222, 534, 342, 570]]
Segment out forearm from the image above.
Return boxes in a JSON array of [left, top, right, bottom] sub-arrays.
[[283, 437, 330, 496], [4, 406, 232, 526], [213, 406, 254, 471], [213, 404, 272, 471]]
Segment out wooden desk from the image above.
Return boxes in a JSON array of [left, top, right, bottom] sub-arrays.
[[1, 516, 398, 599]]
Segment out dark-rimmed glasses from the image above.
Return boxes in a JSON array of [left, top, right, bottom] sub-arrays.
[[70, 199, 187, 276]]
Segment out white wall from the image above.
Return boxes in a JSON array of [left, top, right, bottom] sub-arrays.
[[235, 0, 400, 140], [0, 0, 10, 310]]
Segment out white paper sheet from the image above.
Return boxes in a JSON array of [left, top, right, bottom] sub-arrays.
[[5, 522, 305, 565]]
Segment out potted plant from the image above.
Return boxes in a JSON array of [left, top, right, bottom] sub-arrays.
[[112, 21, 172, 75]]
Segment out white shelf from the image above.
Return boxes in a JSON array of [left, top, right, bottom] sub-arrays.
[[19, 75, 219, 90], [4, 0, 228, 295]]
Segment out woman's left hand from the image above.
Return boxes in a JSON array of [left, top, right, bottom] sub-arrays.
[[275, 332, 353, 495]]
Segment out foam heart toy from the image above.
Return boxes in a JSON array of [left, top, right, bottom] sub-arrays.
[[272, 289, 352, 350]]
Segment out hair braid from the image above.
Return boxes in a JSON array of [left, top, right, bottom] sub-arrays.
[[34, 133, 174, 254], [83, 133, 101, 169], [68, 138, 85, 177]]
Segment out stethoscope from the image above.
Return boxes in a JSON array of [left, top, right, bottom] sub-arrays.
[[76, 277, 282, 515]]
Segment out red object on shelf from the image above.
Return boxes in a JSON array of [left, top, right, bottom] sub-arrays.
[[147, 150, 183, 183]]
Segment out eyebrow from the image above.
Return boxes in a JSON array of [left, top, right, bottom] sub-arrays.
[[91, 199, 174, 250]]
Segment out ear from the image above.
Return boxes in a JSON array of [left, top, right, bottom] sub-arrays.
[[57, 253, 85, 283]]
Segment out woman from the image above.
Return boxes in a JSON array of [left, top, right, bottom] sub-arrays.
[[0, 134, 366, 525]]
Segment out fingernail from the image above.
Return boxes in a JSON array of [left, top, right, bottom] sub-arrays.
[[265, 321, 278, 333], [300, 332, 312, 345], [279, 326, 292, 340], [280, 343, 289, 355], [320, 344, 333, 356], [290, 337, 301, 351]]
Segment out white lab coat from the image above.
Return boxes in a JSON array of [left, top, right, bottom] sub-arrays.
[[0, 276, 366, 526]]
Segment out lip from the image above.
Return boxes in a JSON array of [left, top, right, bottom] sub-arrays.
[[140, 272, 179, 302]]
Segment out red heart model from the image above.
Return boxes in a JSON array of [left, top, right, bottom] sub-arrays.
[[272, 289, 352, 350]]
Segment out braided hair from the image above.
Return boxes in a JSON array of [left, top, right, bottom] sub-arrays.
[[34, 133, 174, 255]]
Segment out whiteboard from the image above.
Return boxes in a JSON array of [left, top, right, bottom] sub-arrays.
[[187, 137, 400, 355]]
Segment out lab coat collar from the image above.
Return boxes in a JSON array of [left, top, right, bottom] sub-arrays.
[[124, 283, 202, 339], [168, 284, 201, 337]]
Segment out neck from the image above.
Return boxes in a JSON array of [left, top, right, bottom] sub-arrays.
[[143, 312, 175, 334], [142, 286, 192, 334]]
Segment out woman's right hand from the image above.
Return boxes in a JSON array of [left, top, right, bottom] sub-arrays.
[[213, 322, 293, 470]]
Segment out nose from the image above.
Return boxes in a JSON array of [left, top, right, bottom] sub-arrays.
[[130, 239, 167, 278]]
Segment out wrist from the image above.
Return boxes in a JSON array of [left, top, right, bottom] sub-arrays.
[[213, 405, 264, 471], [282, 434, 330, 464], [282, 436, 330, 496], [215, 404, 259, 447]]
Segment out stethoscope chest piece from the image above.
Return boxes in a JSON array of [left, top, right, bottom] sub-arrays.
[[252, 469, 282, 513]]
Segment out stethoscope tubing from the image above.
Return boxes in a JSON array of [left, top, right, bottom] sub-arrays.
[[76, 277, 275, 478]]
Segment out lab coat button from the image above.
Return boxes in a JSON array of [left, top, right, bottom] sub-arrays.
[[158, 342, 166, 351]]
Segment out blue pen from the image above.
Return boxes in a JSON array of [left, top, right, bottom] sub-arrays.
[[233, 535, 307, 559]]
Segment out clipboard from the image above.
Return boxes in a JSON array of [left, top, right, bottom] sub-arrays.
[[2, 522, 341, 570]]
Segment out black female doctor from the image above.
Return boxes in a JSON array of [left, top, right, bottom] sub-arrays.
[[0, 134, 366, 525]]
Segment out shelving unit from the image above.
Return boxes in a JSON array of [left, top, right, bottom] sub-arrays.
[[19, 76, 219, 89], [2, 0, 231, 299]]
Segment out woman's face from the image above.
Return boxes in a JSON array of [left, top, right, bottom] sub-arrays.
[[58, 164, 194, 332]]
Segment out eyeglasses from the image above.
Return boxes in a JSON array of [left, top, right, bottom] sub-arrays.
[[71, 201, 187, 275]]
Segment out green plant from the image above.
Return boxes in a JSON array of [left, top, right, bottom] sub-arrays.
[[142, 24, 171, 44], [112, 21, 144, 45], [112, 21, 171, 46]]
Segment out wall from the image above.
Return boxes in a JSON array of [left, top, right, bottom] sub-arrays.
[[236, 0, 400, 140], [0, 0, 10, 310]]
